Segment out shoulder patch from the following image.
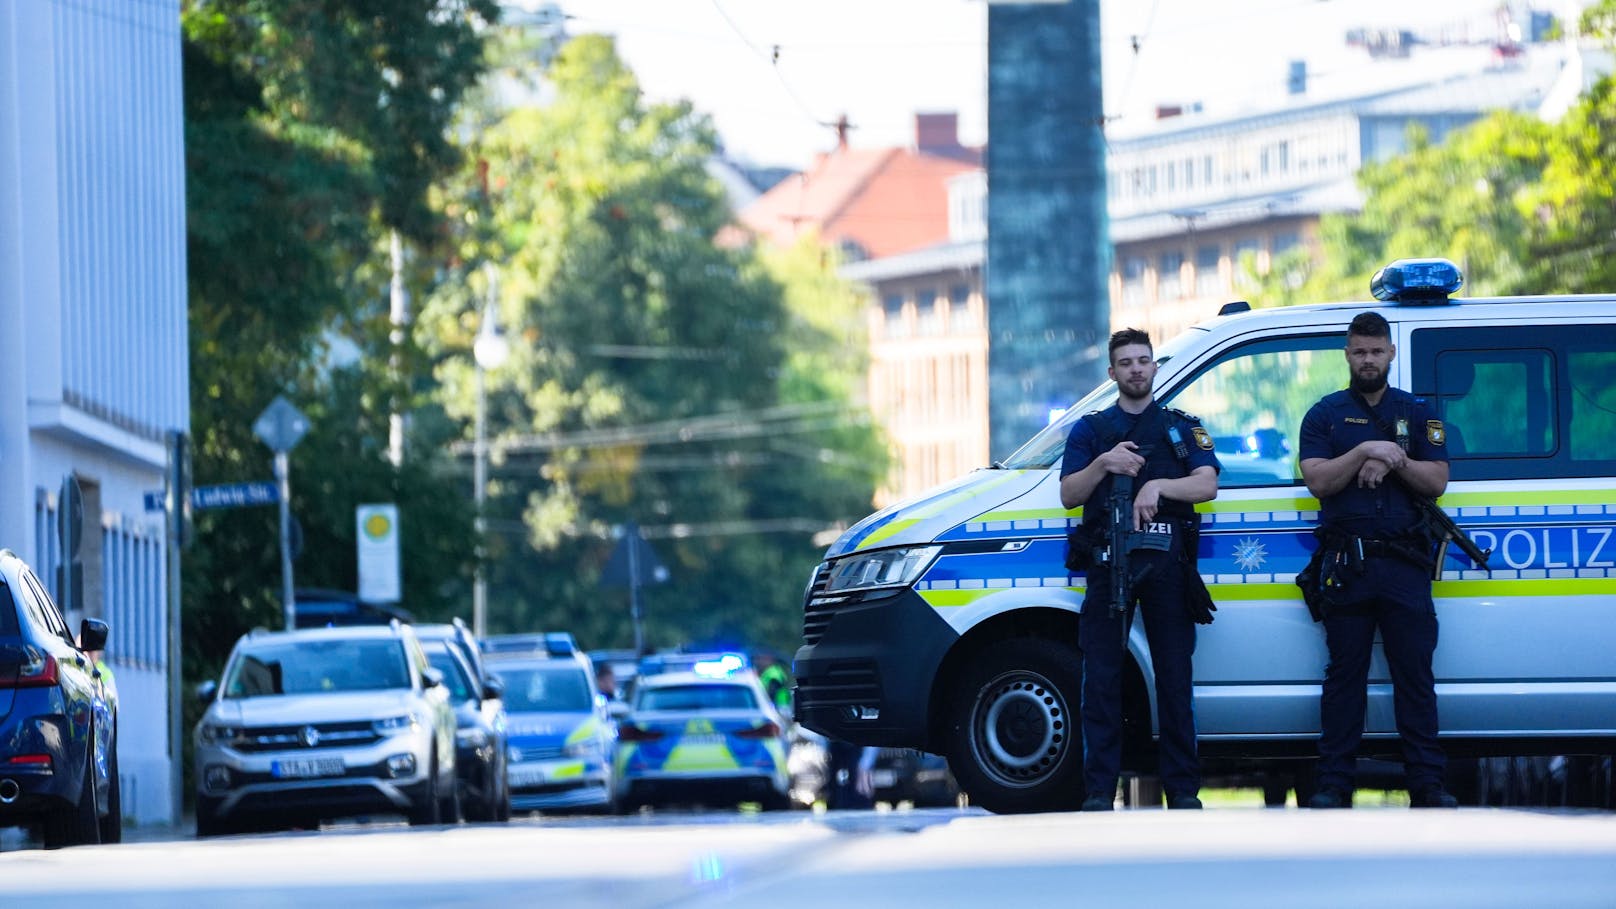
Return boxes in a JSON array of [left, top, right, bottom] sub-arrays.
[[1427, 420, 1445, 446], [1191, 426, 1214, 450], [1164, 406, 1201, 423]]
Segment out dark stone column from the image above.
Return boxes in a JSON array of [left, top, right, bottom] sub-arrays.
[[987, 0, 1109, 460]]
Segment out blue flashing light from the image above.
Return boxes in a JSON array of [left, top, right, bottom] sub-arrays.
[[692, 653, 747, 678], [1369, 258, 1464, 304]]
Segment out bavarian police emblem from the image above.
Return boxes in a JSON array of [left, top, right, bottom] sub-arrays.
[[1427, 420, 1445, 445], [1191, 427, 1214, 450]]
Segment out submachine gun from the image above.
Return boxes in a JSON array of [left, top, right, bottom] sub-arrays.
[[1099, 474, 1173, 632], [1405, 479, 1493, 576]]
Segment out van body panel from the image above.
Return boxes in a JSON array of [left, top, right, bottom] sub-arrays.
[[797, 292, 1616, 803]]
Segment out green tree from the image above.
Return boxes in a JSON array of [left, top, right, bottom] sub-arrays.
[[419, 36, 886, 657], [180, 0, 496, 682]]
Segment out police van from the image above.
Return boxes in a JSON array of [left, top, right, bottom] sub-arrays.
[[793, 259, 1616, 813]]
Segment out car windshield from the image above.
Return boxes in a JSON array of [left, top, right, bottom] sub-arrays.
[[425, 645, 476, 702], [494, 665, 592, 712], [223, 638, 409, 697], [637, 683, 757, 712]]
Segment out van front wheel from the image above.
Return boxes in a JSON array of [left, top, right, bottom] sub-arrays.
[[942, 638, 1084, 814]]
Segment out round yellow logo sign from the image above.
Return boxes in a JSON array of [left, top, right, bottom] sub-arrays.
[[363, 512, 392, 540]]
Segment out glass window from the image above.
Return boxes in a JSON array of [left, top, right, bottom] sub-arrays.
[[1158, 251, 1184, 300], [1569, 348, 1616, 463], [637, 683, 758, 712], [1160, 334, 1348, 488], [494, 665, 592, 712], [224, 638, 411, 697], [883, 293, 907, 339], [1195, 245, 1223, 296], [1436, 350, 1555, 459], [425, 644, 476, 702]]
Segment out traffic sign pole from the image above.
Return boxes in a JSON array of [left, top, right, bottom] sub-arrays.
[[255, 395, 309, 631], [275, 451, 295, 629]]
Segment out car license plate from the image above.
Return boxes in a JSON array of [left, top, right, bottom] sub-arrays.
[[509, 766, 547, 787], [271, 758, 345, 779], [872, 769, 897, 789]]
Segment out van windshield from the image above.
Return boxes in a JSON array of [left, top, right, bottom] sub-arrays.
[[998, 330, 1202, 470]]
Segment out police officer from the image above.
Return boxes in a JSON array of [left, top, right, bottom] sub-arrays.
[[1060, 328, 1221, 811], [755, 652, 792, 715], [1298, 311, 1458, 809]]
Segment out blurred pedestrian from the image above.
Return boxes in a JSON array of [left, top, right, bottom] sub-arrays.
[[826, 738, 877, 809], [755, 651, 792, 715]]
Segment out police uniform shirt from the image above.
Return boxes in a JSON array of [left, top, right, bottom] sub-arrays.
[[1298, 388, 1448, 537], [1060, 403, 1221, 489]]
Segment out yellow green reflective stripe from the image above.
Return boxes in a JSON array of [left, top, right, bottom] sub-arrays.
[[1204, 579, 1616, 600], [919, 588, 1084, 608], [860, 518, 919, 550], [857, 471, 1030, 550], [663, 742, 738, 771], [1199, 496, 1318, 513], [564, 718, 598, 746], [550, 761, 585, 780], [1434, 489, 1616, 507], [974, 507, 1077, 523]]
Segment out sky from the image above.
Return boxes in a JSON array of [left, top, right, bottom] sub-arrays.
[[534, 0, 1592, 168]]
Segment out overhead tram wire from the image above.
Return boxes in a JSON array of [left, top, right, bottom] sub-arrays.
[[706, 0, 845, 141]]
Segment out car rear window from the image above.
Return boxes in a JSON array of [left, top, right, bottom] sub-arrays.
[[0, 581, 18, 636], [223, 638, 411, 697], [494, 665, 592, 712], [637, 684, 757, 712]]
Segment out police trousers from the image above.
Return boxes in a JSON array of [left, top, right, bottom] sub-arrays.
[[1317, 556, 1444, 792], [1078, 542, 1200, 800]]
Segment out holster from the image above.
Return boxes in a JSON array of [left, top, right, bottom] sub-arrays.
[[1180, 518, 1216, 625], [1065, 524, 1101, 572]]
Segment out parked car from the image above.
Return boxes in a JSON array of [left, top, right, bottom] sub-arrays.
[[291, 588, 414, 628], [420, 635, 510, 822], [871, 748, 963, 808], [193, 623, 458, 835], [612, 667, 792, 811], [0, 549, 120, 848], [487, 644, 616, 813]]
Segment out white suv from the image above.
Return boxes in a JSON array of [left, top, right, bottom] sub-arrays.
[[193, 623, 458, 835]]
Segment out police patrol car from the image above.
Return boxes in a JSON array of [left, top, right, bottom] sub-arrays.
[[793, 259, 1616, 814], [482, 634, 616, 813], [612, 660, 793, 811]]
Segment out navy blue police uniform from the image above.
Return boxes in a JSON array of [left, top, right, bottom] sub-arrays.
[[1061, 402, 1221, 804], [1298, 387, 1449, 796]]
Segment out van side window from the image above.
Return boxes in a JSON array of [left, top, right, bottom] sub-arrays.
[[1160, 333, 1346, 488], [1413, 324, 1616, 480]]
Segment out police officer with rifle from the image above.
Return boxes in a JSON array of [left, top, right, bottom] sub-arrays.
[[1060, 329, 1221, 811]]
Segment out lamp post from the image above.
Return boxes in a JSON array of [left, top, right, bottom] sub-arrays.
[[472, 268, 510, 641]]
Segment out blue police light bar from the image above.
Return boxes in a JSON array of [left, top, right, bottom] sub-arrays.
[[692, 653, 747, 678], [1369, 258, 1464, 304]]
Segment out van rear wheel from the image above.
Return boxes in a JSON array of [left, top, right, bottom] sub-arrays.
[[942, 638, 1084, 814]]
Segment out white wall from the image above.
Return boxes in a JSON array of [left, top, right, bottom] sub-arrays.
[[1, 0, 188, 827]]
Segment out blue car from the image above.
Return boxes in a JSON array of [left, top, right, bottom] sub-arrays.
[[0, 549, 120, 847], [487, 649, 615, 813]]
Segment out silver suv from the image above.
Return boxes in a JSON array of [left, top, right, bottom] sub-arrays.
[[193, 623, 458, 835]]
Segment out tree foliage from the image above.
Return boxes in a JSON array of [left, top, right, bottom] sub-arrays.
[[419, 36, 886, 657], [180, 0, 495, 681], [1250, 0, 1616, 309]]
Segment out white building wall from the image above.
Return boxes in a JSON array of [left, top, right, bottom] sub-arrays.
[[1, 0, 188, 827]]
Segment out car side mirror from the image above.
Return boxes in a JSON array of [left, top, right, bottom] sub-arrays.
[[421, 667, 444, 689], [481, 675, 504, 701], [79, 617, 109, 653], [195, 679, 219, 706]]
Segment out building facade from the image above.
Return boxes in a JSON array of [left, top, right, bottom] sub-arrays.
[[840, 44, 1585, 505], [1, 0, 189, 826]]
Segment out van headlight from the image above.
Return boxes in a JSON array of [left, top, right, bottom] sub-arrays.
[[824, 545, 942, 593]]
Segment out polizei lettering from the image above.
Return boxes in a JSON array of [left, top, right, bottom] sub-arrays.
[[1464, 526, 1615, 571]]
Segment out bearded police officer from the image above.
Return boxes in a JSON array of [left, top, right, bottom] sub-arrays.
[[1060, 328, 1221, 811], [1298, 311, 1459, 809]]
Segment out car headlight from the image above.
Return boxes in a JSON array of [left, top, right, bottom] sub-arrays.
[[456, 727, 489, 749], [372, 714, 417, 735], [823, 545, 942, 594], [198, 724, 240, 747], [563, 739, 602, 759]]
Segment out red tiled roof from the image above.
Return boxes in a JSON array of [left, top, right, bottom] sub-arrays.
[[737, 146, 976, 260]]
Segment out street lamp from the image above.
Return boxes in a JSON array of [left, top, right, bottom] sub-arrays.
[[472, 268, 510, 641]]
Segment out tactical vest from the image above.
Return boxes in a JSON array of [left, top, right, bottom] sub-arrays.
[[1080, 403, 1195, 532]]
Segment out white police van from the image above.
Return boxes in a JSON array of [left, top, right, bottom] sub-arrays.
[[793, 259, 1616, 813]]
